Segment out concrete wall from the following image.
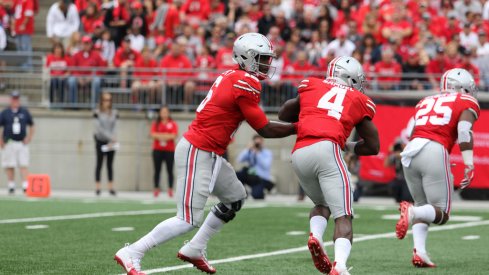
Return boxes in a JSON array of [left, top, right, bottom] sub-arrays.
[[21, 109, 299, 194]]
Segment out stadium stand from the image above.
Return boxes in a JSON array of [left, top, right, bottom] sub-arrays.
[[0, 0, 489, 110]]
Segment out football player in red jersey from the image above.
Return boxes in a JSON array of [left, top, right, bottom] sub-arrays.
[[396, 68, 480, 268], [114, 33, 296, 275], [279, 56, 380, 275]]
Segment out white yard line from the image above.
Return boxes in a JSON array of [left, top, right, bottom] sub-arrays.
[[0, 204, 270, 224], [140, 220, 489, 274], [0, 209, 176, 224]]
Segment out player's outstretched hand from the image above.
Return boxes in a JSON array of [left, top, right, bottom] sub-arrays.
[[460, 165, 475, 189]]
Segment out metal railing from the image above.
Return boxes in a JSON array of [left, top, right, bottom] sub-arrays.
[[1, 66, 488, 110], [0, 51, 46, 68]]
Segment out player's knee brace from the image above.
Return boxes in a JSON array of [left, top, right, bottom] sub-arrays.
[[211, 201, 244, 223], [435, 211, 449, 225]]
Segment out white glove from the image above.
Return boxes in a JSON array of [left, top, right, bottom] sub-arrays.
[[460, 165, 474, 189]]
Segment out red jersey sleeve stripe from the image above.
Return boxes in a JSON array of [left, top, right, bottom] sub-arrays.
[[460, 96, 480, 107], [298, 84, 308, 89], [366, 103, 376, 113], [233, 84, 260, 94], [366, 99, 376, 106], [236, 80, 260, 93], [467, 108, 479, 119]]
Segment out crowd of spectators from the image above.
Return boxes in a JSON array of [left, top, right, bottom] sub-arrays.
[[2, 0, 489, 105]]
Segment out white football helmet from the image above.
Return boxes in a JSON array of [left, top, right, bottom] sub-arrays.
[[440, 68, 477, 95], [233, 32, 276, 80], [326, 56, 367, 92]]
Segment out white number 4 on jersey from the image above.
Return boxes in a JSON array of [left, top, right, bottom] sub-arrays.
[[317, 87, 347, 120]]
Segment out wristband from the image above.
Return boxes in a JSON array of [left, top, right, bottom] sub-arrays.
[[461, 150, 474, 166]]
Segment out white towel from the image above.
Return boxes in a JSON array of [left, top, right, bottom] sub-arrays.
[[401, 138, 430, 167]]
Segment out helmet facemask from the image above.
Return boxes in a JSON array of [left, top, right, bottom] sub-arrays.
[[244, 50, 276, 80], [349, 73, 367, 93], [461, 81, 478, 96]]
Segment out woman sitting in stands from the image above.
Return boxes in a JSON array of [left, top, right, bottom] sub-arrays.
[[45, 42, 70, 103], [131, 47, 158, 103]]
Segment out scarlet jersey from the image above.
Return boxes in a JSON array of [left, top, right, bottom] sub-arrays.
[[14, 0, 34, 35], [184, 69, 269, 155], [151, 120, 178, 152], [294, 78, 376, 152], [410, 92, 480, 152], [45, 54, 69, 76]]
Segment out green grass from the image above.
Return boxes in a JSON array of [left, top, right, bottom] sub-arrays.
[[1, 197, 488, 274]]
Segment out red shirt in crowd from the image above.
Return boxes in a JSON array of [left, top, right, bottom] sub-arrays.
[[14, 0, 34, 35], [374, 60, 402, 84], [215, 47, 235, 70], [81, 16, 103, 34], [113, 48, 140, 67], [426, 57, 455, 82], [69, 50, 106, 76], [196, 55, 216, 70], [180, 0, 210, 25], [134, 57, 158, 83], [151, 120, 178, 151], [150, 5, 180, 38], [159, 53, 193, 82], [112, 4, 130, 23], [380, 20, 412, 45], [209, 1, 225, 19], [285, 60, 316, 83], [184, 69, 268, 155], [45, 54, 70, 76], [438, 22, 461, 43], [293, 77, 376, 152], [411, 92, 480, 152], [75, 0, 102, 12]]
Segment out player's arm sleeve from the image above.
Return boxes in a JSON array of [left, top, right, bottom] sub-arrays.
[[361, 96, 376, 120], [234, 76, 269, 130], [460, 95, 481, 120], [236, 95, 269, 130]]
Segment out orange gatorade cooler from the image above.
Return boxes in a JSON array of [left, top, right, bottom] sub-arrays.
[[26, 174, 51, 198]]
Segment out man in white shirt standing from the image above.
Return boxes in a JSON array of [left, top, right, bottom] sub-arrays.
[[474, 31, 489, 89], [322, 30, 356, 58], [46, 0, 80, 46], [459, 23, 479, 50]]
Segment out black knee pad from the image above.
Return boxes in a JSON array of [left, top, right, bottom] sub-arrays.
[[211, 201, 244, 223], [436, 212, 449, 225]]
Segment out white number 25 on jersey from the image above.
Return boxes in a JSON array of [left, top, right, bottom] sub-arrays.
[[415, 95, 456, 126], [317, 87, 347, 120]]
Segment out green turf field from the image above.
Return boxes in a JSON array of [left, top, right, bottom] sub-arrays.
[[1, 197, 488, 275]]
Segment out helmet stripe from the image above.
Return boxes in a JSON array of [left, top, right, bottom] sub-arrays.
[[328, 57, 341, 78], [443, 72, 448, 90]]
